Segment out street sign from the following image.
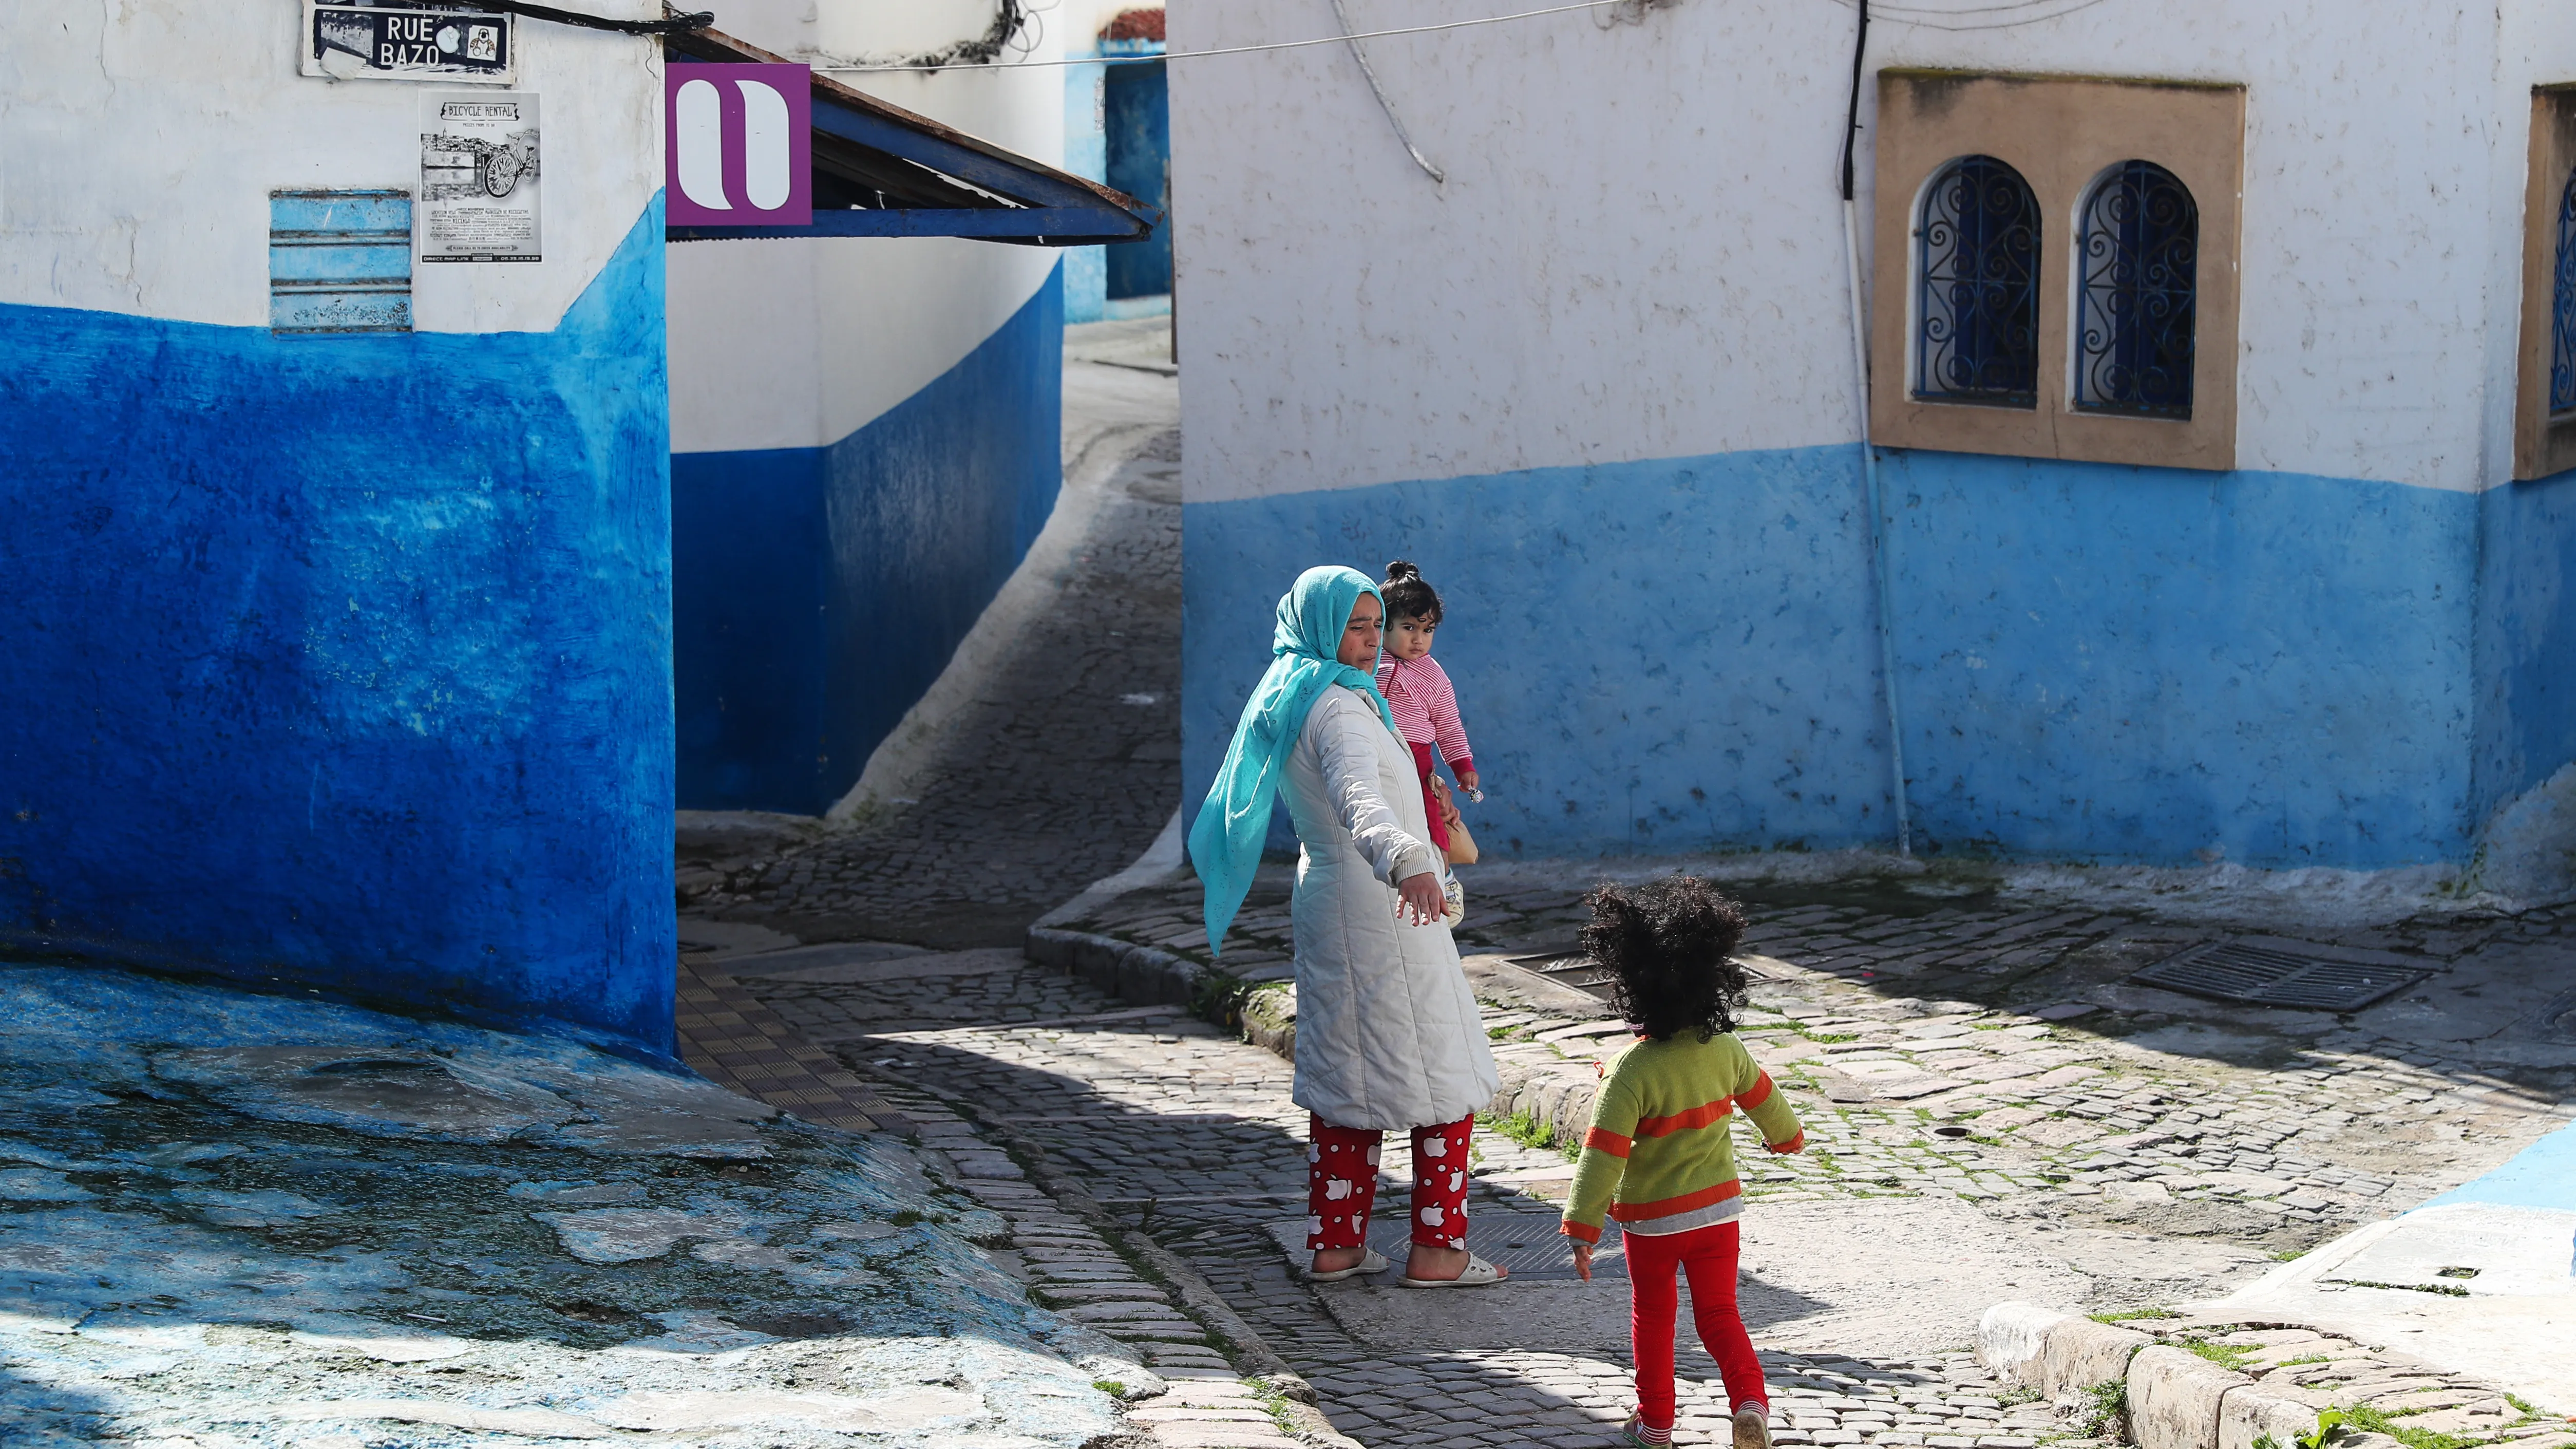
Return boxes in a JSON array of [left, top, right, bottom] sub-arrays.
[[666, 64, 813, 228], [304, 3, 517, 84]]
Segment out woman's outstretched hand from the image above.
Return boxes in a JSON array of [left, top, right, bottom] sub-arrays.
[[1396, 871, 1446, 925]]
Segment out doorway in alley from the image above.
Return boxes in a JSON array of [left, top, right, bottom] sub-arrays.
[[1105, 57, 1171, 301]]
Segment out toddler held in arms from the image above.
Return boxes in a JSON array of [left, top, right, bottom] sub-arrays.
[[1374, 561, 1479, 858], [1561, 876, 1805, 1449]]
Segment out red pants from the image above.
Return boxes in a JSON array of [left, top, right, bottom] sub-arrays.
[[1408, 742, 1452, 853], [1306, 1113, 1473, 1250], [1626, 1219, 1767, 1431]]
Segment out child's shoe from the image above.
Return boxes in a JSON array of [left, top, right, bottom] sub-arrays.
[[1620, 1413, 1674, 1447], [1732, 1404, 1773, 1449]]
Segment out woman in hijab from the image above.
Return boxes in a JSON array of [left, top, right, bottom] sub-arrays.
[[1190, 565, 1505, 1288]]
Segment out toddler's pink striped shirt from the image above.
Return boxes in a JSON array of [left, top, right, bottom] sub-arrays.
[[1374, 654, 1475, 774]]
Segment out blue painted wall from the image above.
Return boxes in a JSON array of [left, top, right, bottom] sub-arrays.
[[1183, 445, 2557, 868], [2474, 472, 2576, 824], [0, 202, 677, 1049], [1104, 60, 1171, 300], [1185, 446, 1893, 859], [675, 265, 1065, 815], [1882, 453, 2477, 868]]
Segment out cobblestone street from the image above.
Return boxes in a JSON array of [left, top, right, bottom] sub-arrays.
[[743, 952, 2092, 1447], [720, 898, 2576, 1447], [1053, 868, 2576, 1257]]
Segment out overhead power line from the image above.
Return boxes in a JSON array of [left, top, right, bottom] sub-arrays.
[[1812, 0, 2120, 29], [813, 0, 2130, 76], [818, 0, 1635, 73]]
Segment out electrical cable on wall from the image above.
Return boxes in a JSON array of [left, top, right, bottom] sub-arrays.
[[1833, 0, 1914, 857], [820, 1, 1039, 69], [821, 0, 1638, 73], [1332, 0, 1447, 184], [1813, 0, 2120, 30], [816, 0, 2129, 77], [482, 1, 712, 34]]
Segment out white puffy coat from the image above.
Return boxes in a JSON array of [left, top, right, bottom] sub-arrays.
[[1281, 685, 1502, 1131]]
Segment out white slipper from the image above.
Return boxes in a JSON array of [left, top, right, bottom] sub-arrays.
[[1305, 1248, 1390, 1282], [1396, 1252, 1505, 1288]]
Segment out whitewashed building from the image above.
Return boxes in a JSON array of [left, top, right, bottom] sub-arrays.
[[0, 1, 677, 1041], [1173, 0, 2576, 887], [668, 0, 1080, 814], [0, 2, 1148, 1048]]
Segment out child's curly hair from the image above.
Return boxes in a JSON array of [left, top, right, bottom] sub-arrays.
[[1580, 875, 1751, 1042]]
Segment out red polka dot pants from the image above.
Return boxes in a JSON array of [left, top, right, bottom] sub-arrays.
[[1305, 1113, 1474, 1251]]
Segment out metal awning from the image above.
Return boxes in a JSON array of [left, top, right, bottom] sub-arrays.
[[664, 28, 1158, 247]]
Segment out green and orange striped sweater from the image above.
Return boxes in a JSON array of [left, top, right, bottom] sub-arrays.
[[1559, 1031, 1805, 1245]]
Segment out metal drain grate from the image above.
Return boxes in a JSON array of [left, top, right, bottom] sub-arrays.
[[1511, 952, 1614, 997], [2129, 936, 2432, 1012], [1510, 952, 1774, 1002]]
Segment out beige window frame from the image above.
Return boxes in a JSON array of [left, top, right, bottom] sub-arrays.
[[1869, 70, 2245, 472], [2513, 86, 2576, 480]]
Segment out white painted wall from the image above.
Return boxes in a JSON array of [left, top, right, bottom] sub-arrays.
[[1172, 0, 2576, 503], [668, 0, 1066, 455], [0, 0, 663, 333]]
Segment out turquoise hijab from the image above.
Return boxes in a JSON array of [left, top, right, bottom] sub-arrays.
[[1188, 566, 1399, 955]]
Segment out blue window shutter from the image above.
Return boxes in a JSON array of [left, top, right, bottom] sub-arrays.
[[270, 189, 412, 335]]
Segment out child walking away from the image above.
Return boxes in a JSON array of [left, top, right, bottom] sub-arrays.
[[1560, 876, 1804, 1449], [1375, 561, 1479, 858]]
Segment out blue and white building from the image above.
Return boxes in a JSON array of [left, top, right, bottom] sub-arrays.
[[0, 3, 1151, 1050], [0, 3, 675, 1044], [669, 1, 1086, 815], [1060, 3, 1172, 322], [1174, 1, 2576, 886]]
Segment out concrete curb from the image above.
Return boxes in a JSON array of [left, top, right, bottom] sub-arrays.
[[2129, 1345, 2252, 1449], [1976, 1303, 2334, 1449], [1241, 985, 1297, 1060], [1028, 926, 1208, 1007]]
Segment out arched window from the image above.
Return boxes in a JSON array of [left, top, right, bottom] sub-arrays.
[[1915, 155, 2041, 407], [2074, 161, 2199, 418], [2551, 167, 2576, 418]]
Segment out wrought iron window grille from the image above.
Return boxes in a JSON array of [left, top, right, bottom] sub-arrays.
[[2550, 167, 2576, 418], [1913, 154, 2041, 408], [2074, 160, 2199, 420]]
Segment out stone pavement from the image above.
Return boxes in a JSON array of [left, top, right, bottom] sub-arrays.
[[1053, 865, 2576, 1263], [672, 959, 912, 1135], [0, 957, 1143, 1448], [677, 320, 1184, 950], [751, 950, 2099, 1447], [707, 857, 2576, 1446]]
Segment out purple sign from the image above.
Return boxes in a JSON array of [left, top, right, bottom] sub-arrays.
[[666, 63, 812, 226]]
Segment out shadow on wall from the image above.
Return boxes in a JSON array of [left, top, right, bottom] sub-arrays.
[[674, 267, 1066, 817]]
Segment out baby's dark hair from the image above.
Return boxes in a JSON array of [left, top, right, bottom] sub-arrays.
[[1381, 560, 1443, 626], [1580, 875, 1751, 1042]]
